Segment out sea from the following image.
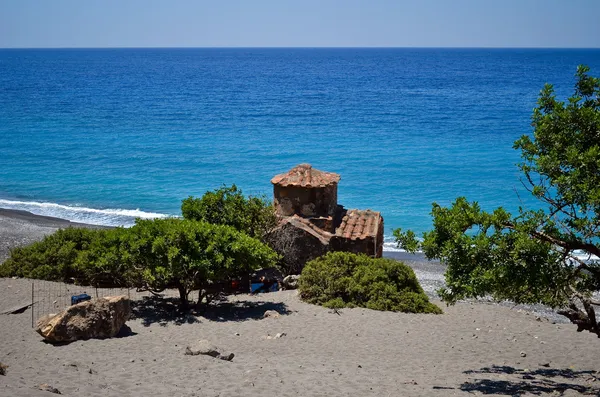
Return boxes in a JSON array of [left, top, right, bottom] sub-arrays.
[[1, 48, 600, 251]]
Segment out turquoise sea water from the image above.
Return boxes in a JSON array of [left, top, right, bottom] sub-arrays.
[[1, 48, 600, 249]]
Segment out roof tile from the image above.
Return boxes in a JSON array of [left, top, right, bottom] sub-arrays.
[[335, 209, 382, 241], [271, 164, 341, 188]]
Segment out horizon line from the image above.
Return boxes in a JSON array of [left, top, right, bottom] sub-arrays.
[[1, 46, 600, 50]]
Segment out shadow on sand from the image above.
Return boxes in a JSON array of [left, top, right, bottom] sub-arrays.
[[131, 295, 291, 327], [459, 365, 599, 396]]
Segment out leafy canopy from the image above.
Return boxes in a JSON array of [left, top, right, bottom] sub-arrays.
[[128, 218, 279, 307], [0, 227, 125, 284], [395, 66, 600, 336], [181, 185, 277, 241], [298, 251, 442, 314]]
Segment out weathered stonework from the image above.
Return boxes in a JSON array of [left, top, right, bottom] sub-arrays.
[[271, 164, 340, 220], [271, 164, 384, 272]]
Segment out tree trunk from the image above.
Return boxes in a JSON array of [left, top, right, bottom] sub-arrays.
[[177, 284, 189, 310]]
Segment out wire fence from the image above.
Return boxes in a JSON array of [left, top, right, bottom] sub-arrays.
[[31, 280, 131, 328]]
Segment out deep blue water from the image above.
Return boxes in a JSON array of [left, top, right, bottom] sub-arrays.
[[1, 48, 600, 248]]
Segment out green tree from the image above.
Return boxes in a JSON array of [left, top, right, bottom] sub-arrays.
[[181, 185, 277, 241], [298, 252, 441, 314], [395, 66, 600, 336], [128, 218, 279, 308]]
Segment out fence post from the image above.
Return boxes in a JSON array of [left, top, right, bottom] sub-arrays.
[[31, 281, 34, 328]]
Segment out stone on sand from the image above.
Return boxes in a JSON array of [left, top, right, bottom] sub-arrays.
[[185, 340, 234, 361], [263, 310, 281, 319], [36, 295, 130, 344], [266, 332, 286, 339], [282, 275, 300, 290], [36, 384, 61, 394]]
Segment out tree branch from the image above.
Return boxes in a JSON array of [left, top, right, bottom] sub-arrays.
[[504, 222, 600, 258]]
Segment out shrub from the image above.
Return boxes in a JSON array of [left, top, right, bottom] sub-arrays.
[[127, 218, 279, 307], [181, 185, 277, 241], [298, 252, 442, 314], [74, 227, 132, 286], [0, 227, 104, 282]]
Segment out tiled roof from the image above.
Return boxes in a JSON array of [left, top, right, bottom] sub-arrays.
[[335, 209, 381, 241], [271, 164, 340, 188]]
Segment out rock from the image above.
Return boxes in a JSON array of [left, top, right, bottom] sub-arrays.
[[282, 275, 300, 290], [0, 362, 7, 375], [37, 384, 61, 394], [520, 351, 527, 357], [263, 310, 281, 319], [266, 332, 286, 340], [35, 296, 130, 344], [185, 340, 234, 361], [268, 218, 330, 274]]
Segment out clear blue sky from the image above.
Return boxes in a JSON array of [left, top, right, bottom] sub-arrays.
[[1, 0, 599, 48]]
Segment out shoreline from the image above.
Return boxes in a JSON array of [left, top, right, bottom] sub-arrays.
[[0, 208, 111, 229]]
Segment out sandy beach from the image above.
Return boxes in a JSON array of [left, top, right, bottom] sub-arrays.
[[1, 209, 599, 396]]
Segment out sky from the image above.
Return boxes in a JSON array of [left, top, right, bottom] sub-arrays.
[[1, 0, 599, 48]]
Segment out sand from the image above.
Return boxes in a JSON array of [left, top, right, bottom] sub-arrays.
[[1, 209, 599, 396]]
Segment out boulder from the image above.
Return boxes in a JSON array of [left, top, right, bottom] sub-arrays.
[[268, 217, 331, 274], [185, 340, 234, 361], [36, 296, 130, 343], [282, 275, 300, 290]]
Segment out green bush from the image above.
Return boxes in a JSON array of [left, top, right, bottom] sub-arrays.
[[181, 185, 277, 241], [298, 252, 442, 314], [74, 227, 132, 286], [0, 227, 105, 282]]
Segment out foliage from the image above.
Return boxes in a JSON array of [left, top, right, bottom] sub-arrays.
[[181, 185, 277, 241], [75, 227, 133, 286], [0, 227, 108, 283], [395, 66, 600, 336], [1, 218, 279, 309], [298, 252, 442, 314], [126, 218, 279, 307]]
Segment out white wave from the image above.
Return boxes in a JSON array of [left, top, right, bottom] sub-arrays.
[[0, 199, 169, 227], [382, 240, 405, 252]]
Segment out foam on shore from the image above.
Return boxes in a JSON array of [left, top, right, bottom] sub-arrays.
[[0, 199, 169, 227]]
